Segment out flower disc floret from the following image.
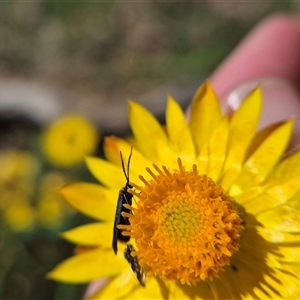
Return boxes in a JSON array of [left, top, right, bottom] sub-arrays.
[[121, 159, 244, 284]]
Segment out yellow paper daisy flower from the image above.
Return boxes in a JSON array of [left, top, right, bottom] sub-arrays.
[[48, 82, 300, 299]]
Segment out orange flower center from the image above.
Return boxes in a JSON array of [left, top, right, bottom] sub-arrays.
[[119, 158, 243, 284]]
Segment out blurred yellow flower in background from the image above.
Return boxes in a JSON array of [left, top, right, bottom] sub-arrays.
[[0, 149, 74, 232], [36, 172, 74, 228], [0, 150, 39, 231], [41, 115, 99, 167], [3, 196, 36, 232], [48, 82, 300, 299], [0, 150, 40, 199]]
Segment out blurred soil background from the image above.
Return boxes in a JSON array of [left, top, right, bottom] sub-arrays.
[[0, 1, 297, 299]]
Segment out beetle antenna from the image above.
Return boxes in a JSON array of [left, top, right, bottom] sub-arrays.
[[120, 147, 133, 184], [127, 146, 133, 182]]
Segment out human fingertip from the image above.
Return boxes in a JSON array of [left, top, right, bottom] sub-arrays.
[[210, 13, 300, 98]]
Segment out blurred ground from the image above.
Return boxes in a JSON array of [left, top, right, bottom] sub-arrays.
[[0, 1, 297, 299], [0, 1, 294, 133]]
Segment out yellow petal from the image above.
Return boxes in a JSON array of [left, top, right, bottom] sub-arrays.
[[86, 269, 138, 299], [128, 277, 163, 299], [275, 246, 300, 263], [257, 227, 300, 243], [253, 283, 283, 299], [230, 120, 293, 196], [167, 281, 190, 299], [196, 117, 228, 180], [166, 96, 195, 160], [91, 276, 162, 300], [85, 156, 125, 188], [61, 222, 113, 248], [234, 185, 264, 205], [103, 136, 133, 166], [103, 136, 152, 183], [257, 193, 300, 232], [255, 264, 300, 299], [47, 248, 128, 283], [206, 116, 229, 181], [269, 150, 300, 181], [264, 178, 300, 204], [278, 265, 300, 298], [60, 183, 116, 221], [221, 88, 262, 190], [129, 100, 169, 162], [241, 178, 300, 215], [196, 140, 209, 175], [212, 271, 244, 300], [166, 280, 215, 299], [189, 81, 222, 154]]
